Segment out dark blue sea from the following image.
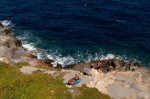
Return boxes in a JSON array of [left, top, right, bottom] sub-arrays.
[[0, 0, 150, 67]]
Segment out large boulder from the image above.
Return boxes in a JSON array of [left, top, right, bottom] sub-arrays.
[[42, 58, 54, 64], [112, 59, 126, 69], [133, 62, 142, 67], [56, 63, 62, 68], [64, 59, 127, 73], [64, 62, 91, 72]]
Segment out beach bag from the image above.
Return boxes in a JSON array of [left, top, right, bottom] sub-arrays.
[[98, 69, 102, 73]]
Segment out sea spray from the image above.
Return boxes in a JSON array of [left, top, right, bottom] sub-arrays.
[[16, 31, 142, 66], [11, 22, 144, 67]]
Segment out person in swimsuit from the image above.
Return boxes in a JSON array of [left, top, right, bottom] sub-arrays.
[[90, 63, 94, 69], [68, 74, 80, 85], [97, 62, 102, 70]]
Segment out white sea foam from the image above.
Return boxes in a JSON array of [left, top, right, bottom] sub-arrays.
[[0, 20, 14, 27], [47, 54, 75, 67], [0, 20, 143, 67], [17, 36, 139, 67], [16, 30, 140, 67], [17, 30, 42, 53], [17, 33, 37, 51], [37, 52, 43, 59], [15, 32, 137, 66], [116, 19, 126, 23], [17, 30, 33, 41], [100, 54, 115, 60], [45, 51, 129, 67], [22, 43, 37, 51]]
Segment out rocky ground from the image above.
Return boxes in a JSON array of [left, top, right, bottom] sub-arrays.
[[0, 22, 150, 99]]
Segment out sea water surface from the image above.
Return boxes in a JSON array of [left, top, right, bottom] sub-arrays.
[[0, 0, 150, 67]]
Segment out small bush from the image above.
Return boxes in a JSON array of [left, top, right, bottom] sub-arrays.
[[0, 61, 11, 70], [36, 69, 43, 73], [0, 62, 73, 99], [13, 62, 30, 68], [76, 84, 112, 99], [0, 61, 112, 99]]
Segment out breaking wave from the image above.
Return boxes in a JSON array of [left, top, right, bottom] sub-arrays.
[[15, 30, 144, 67], [0, 20, 14, 27]]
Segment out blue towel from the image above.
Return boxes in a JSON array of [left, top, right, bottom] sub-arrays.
[[66, 79, 82, 88]]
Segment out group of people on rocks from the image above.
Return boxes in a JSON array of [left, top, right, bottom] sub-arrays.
[[67, 62, 103, 85], [90, 62, 102, 71], [68, 62, 138, 85]]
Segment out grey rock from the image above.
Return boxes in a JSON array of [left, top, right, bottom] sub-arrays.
[[115, 74, 135, 83], [130, 83, 150, 99], [83, 68, 91, 75], [108, 84, 136, 99], [56, 63, 62, 68], [0, 46, 12, 57], [12, 47, 27, 59]]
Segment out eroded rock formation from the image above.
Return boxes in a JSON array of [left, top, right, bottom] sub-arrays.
[[0, 23, 26, 59]]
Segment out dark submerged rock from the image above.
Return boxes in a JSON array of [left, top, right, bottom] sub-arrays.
[[133, 62, 142, 67], [56, 63, 62, 68], [43, 58, 54, 64]]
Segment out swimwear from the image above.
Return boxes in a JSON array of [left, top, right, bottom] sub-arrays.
[[97, 67, 100, 70]]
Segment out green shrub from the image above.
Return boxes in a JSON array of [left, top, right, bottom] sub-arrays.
[[35, 69, 43, 73], [0, 62, 72, 99], [0, 61, 10, 70], [76, 84, 112, 99], [13, 62, 30, 68], [0, 61, 112, 99]]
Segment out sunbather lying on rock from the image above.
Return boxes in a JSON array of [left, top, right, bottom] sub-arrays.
[[68, 74, 80, 85]]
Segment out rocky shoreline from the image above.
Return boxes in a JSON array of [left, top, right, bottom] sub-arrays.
[[0, 22, 150, 99]]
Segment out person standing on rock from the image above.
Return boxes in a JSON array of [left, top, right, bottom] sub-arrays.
[[90, 63, 94, 69], [97, 62, 102, 70], [97, 62, 102, 73]]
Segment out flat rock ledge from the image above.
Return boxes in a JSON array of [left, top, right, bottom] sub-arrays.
[[20, 66, 56, 75], [20, 66, 150, 99], [62, 68, 150, 99]]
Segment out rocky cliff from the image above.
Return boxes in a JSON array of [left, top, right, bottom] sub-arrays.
[[0, 22, 26, 59], [0, 22, 55, 66], [0, 22, 150, 99]]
